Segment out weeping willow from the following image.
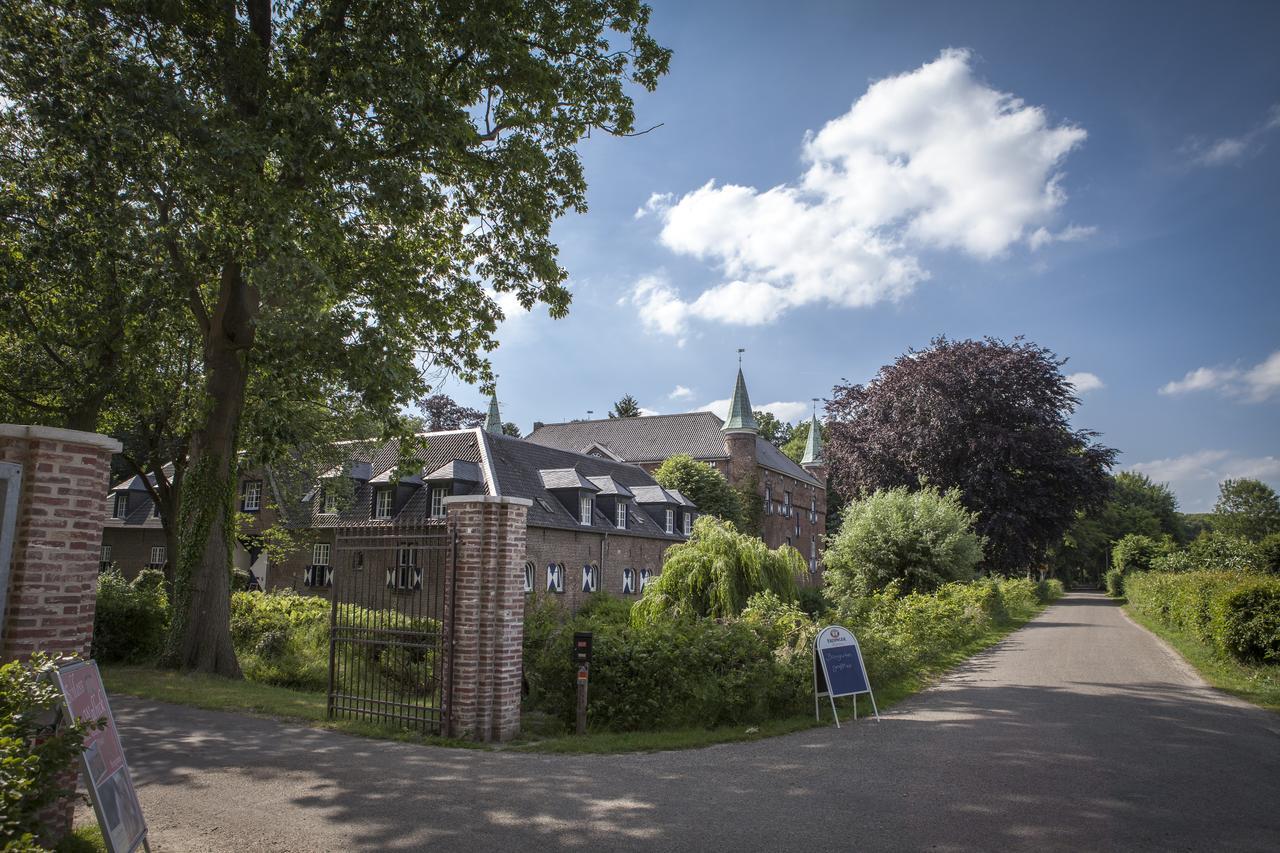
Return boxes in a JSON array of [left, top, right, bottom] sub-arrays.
[[633, 516, 802, 624]]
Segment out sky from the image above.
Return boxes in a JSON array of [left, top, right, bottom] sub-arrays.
[[442, 0, 1280, 513]]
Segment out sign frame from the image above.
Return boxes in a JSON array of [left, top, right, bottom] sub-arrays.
[[52, 660, 149, 853], [813, 624, 880, 728]]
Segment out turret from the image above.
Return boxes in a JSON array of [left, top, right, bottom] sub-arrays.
[[721, 364, 758, 489], [484, 392, 503, 435], [800, 407, 827, 485]]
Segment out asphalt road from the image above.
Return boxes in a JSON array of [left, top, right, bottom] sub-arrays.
[[91, 593, 1280, 851]]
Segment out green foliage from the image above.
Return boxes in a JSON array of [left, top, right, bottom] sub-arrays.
[[1126, 571, 1280, 664], [92, 570, 169, 664], [780, 420, 825, 464], [732, 471, 764, 537], [1, 655, 94, 849], [1187, 532, 1263, 573], [608, 395, 643, 418], [824, 486, 985, 597], [1214, 478, 1280, 542], [1258, 533, 1280, 573], [1111, 534, 1161, 574], [652, 454, 742, 527], [1105, 568, 1125, 597], [632, 517, 800, 622], [753, 411, 793, 447], [1055, 472, 1186, 581], [795, 586, 831, 618]]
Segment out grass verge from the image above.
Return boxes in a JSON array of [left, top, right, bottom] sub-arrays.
[[1124, 604, 1280, 713], [56, 824, 106, 853], [101, 604, 1050, 756]]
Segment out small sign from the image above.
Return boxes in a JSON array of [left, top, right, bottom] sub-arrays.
[[813, 625, 879, 727], [53, 660, 148, 852], [577, 665, 589, 683], [572, 631, 593, 666]]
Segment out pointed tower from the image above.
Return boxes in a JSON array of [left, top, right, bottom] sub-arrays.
[[484, 392, 503, 435], [800, 405, 827, 485], [721, 359, 758, 491]]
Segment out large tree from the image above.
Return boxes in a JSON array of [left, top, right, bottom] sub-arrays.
[[418, 394, 484, 432], [826, 336, 1116, 574], [653, 454, 742, 528], [1053, 472, 1185, 581], [1214, 478, 1280, 542], [609, 394, 643, 419], [754, 410, 792, 447], [1, 0, 669, 676]]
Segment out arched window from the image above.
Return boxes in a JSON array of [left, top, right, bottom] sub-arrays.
[[622, 567, 635, 595], [523, 560, 535, 594], [547, 562, 565, 594], [582, 562, 599, 593]]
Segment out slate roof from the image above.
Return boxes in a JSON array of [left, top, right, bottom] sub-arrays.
[[539, 468, 600, 491], [526, 412, 822, 487], [630, 485, 678, 505]]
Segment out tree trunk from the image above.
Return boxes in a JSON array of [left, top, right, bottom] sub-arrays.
[[164, 262, 257, 677]]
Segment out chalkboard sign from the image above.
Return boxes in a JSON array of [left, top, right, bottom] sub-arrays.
[[54, 661, 148, 853], [813, 625, 879, 727]]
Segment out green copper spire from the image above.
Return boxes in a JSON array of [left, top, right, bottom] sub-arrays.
[[484, 393, 503, 435], [801, 410, 824, 466], [722, 367, 758, 433]]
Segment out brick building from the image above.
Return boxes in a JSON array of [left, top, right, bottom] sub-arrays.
[[527, 367, 829, 579], [102, 416, 696, 611]]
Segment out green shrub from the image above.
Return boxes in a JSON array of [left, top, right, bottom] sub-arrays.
[[795, 586, 831, 619], [1256, 533, 1280, 573], [1187, 532, 1262, 573], [1210, 579, 1280, 663], [1127, 570, 1280, 664], [1111, 534, 1160, 574], [230, 591, 331, 691], [1105, 568, 1125, 597], [824, 486, 985, 598], [632, 516, 800, 623], [1, 654, 94, 849], [1035, 578, 1065, 603], [92, 570, 169, 664]]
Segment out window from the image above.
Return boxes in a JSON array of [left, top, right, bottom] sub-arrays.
[[615, 502, 627, 530], [783, 491, 792, 518], [786, 537, 791, 547], [312, 542, 331, 566], [547, 562, 565, 594], [242, 480, 263, 512], [111, 493, 127, 519], [388, 546, 421, 590], [149, 545, 166, 567], [810, 536, 817, 574], [622, 567, 635, 595], [523, 561, 535, 594], [430, 486, 446, 518], [579, 494, 593, 525], [639, 568, 652, 592], [100, 545, 112, 571], [304, 565, 334, 587], [683, 512, 693, 536], [582, 563, 598, 593], [664, 509, 674, 534], [374, 489, 393, 519], [795, 518, 801, 538], [322, 489, 338, 515], [810, 496, 817, 524], [763, 484, 772, 514]]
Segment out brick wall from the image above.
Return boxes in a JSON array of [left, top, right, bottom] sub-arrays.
[[443, 495, 529, 742], [0, 424, 120, 845], [100, 527, 167, 580], [524, 525, 671, 609]]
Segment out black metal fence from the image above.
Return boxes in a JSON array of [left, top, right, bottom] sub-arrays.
[[327, 521, 453, 734]]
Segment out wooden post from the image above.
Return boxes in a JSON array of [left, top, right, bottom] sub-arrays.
[[576, 665, 589, 735]]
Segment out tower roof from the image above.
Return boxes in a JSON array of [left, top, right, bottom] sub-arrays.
[[722, 368, 758, 433], [484, 393, 503, 435], [801, 412, 824, 466]]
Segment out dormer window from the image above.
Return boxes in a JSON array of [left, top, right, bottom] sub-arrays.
[[112, 493, 127, 519], [242, 480, 263, 512], [322, 489, 338, 515], [374, 489, 393, 519], [683, 512, 693, 536], [430, 486, 446, 518], [664, 509, 674, 534], [579, 494, 594, 525], [615, 503, 628, 530]]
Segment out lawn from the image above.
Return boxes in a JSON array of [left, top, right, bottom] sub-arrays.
[[1124, 604, 1280, 713], [101, 603, 1048, 754]]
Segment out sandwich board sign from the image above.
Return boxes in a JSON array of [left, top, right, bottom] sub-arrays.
[[53, 660, 149, 853], [814, 625, 879, 727]]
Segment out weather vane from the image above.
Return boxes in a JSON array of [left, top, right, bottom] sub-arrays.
[[812, 397, 820, 416], [737, 347, 745, 366]]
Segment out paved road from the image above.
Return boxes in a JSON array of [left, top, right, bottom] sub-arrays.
[[91, 593, 1279, 851]]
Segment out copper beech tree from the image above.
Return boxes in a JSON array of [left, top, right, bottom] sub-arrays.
[[0, 0, 669, 676], [825, 336, 1117, 575]]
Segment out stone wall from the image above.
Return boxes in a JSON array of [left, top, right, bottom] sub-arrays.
[[523, 525, 672, 609]]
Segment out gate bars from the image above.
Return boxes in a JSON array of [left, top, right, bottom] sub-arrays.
[[327, 521, 454, 734]]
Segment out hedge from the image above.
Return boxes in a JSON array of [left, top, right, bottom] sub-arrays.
[[1126, 570, 1280, 664], [92, 569, 169, 664]]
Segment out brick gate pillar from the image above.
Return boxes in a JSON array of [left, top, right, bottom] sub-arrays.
[[0, 425, 120, 662], [443, 495, 530, 742]]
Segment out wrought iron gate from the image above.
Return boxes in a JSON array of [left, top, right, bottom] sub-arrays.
[[327, 521, 454, 733]]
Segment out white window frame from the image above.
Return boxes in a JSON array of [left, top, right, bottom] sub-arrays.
[[242, 480, 263, 512], [547, 562, 565, 594], [312, 542, 331, 566], [582, 563, 598, 593], [639, 567, 652, 592], [100, 544, 112, 566], [683, 511, 693, 536], [615, 502, 627, 530], [430, 486, 446, 518], [374, 489, 393, 519], [322, 489, 338, 515], [664, 508, 674, 534], [112, 493, 127, 519], [810, 496, 817, 524], [783, 490, 792, 518], [579, 494, 594, 525], [149, 545, 166, 566], [523, 561, 535, 594], [763, 484, 771, 515]]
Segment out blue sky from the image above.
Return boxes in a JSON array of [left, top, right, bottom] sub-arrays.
[[445, 0, 1280, 512]]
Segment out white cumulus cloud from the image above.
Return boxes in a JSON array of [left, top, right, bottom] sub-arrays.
[[637, 407, 660, 417], [696, 399, 808, 424], [1160, 350, 1280, 402], [631, 49, 1089, 336], [1127, 450, 1280, 511], [1066, 372, 1104, 393], [634, 191, 674, 219], [668, 385, 694, 400]]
